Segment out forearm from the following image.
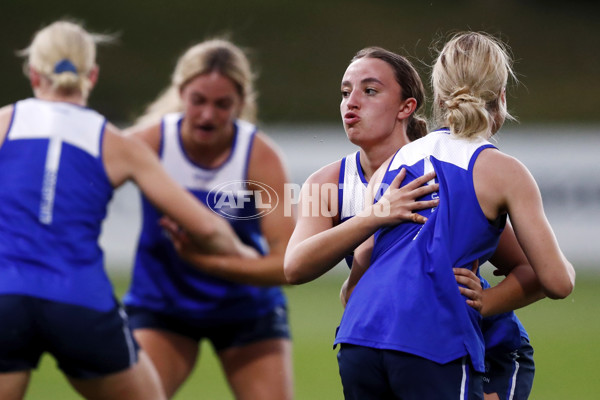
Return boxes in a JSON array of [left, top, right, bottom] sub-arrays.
[[189, 218, 258, 258], [340, 278, 349, 308], [184, 253, 286, 286], [284, 210, 380, 284], [343, 236, 374, 304], [480, 265, 545, 317]]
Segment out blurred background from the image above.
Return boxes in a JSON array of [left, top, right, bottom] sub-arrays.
[[2, 0, 599, 124], [2, 0, 598, 399]]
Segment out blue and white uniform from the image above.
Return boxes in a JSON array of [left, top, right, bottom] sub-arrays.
[[0, 98, 114, 310], [0, 98, 138, 378], [339, 148, 534, 398], [335, 129, 505, 398], [338, 151, 368, 268], [123, 113, 286, 326]]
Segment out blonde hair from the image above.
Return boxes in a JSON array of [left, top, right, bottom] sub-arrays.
[[431, 32, 516, 139], [19, 20, 112, 97], [137, 39, 257, 126]]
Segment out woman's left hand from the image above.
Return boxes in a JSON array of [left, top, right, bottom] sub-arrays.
[[454, 260, 483, 312]]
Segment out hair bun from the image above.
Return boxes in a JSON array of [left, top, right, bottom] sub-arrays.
[[445, 89, 482, 110]]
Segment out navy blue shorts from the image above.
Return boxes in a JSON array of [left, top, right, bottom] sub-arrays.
[[337, 344, 483, 400], [484, 337, 535, 400], [0, 295, 139, 379], [126, 305, 290, 351]]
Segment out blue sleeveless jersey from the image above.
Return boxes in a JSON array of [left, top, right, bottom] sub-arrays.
[[123, 113, 285, 322], [0, 98, 115, 311], [336, 144, 526, 357], [335, 129, 508, 372], [338, 151, 368, 268]]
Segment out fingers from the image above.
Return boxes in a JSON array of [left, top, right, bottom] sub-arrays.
[[159, 216, 179, 233], [453, 267, 481, 290], [398, 171, 438, 203], [403, 170, 436, 190], [409, 182, 439, 198], [385, 168, 406, 193], [471, 259, 480, 274], [410, 213, 427, 223], [465, 298, 482, 312], [411, 199, 439, 211], [388, 168, 407, 190], [386, 170, 437, 201], [458, 285, 483, 312], [454, 274, 479, 290], [159, 216, 190, 246], [454, 267, 483, 312]]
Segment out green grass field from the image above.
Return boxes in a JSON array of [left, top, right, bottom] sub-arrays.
[[24, 268, 600, 399]]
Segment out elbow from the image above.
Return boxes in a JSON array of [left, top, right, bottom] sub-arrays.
[[544, 284, 573, 300], [283, 265, 305, 285], [283, 257, 308, 285], [192, 218, 220, 240], [544, 271, 576, 300]]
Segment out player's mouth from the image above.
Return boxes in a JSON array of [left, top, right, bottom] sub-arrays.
[[196, 123, 217, 132], [343, 112, 360, 126]]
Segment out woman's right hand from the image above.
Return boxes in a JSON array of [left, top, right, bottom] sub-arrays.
[[370, 168, 439, 226], [160, 216, 259, 260]]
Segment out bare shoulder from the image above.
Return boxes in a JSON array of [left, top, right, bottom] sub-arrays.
[[251, 131, 287, 164], [0, 104, 15, 146], [0, 104, 14, 119], [103, 121, 159, 187], [474, 147, 539, 217], [475, 147, 531, 184], [102, 123, 133, 161], [123, 121, 162, 153], [304, 159, 343, 186], [247, 131, 291, 186], [103, 122, 157, 164]]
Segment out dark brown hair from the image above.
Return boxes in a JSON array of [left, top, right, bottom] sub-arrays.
[[352, 47, 427, 141]]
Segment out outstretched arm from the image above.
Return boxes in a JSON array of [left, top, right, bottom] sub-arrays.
[[103, 124, 257, 258], [162, 133, 295, 286], [284, 164, 438, 285]]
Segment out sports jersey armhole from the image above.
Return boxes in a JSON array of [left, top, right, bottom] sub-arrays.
[[469, 144, 505, 229], [97, 119, 113, 185], [243, 127, 257, 182], [1, 103, 18, 149], [338, 156, 347, 216], [158, 118, 167, 158], [468, 143, 496, 171], [355, 151, 368, 185]]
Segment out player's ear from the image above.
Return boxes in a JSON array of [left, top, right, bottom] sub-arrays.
[[397, 97, 417, 121], [88, 65, 99, 89]]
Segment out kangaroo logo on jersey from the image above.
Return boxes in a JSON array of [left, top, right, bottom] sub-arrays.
[[207, 180, 279, 220]]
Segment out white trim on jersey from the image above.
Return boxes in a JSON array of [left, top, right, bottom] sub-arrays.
[[389, 131, 491, 172], [160, 113, 256, 192], [10, 98, 104, 157], [9, 98, 105, 224], [340, 151, 368, 221]]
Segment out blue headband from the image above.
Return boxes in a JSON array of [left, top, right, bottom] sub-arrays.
[[53, 59, 78, 74]]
